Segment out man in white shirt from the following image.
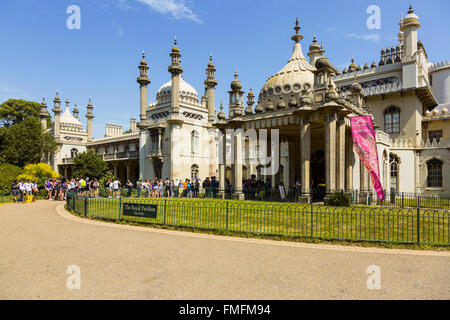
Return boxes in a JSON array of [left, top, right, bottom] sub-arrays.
[[113, 178, 120, 198]]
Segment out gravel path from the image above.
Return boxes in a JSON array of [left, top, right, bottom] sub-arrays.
[[0, 200, 448, 300]]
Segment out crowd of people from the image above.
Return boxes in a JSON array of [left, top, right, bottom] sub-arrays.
[[10, 173, 300, 203]]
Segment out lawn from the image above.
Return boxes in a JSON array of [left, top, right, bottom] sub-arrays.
[[68, 196, 449, 246]]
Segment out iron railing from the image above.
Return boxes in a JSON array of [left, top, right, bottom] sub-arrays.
[[66, 192, 449, 246]]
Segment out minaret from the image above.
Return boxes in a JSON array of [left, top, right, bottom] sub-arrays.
[[73, 103, 79, 119], [228, 69, 244, 118], [52, 91, 62, 139], [205, 54, 218, 123], [168, 37, 183, 115], [86, 98, 94, 142], [401, 5, 420, 61], [401, 5, 421, 89], [39, 97, 49, 130], [245, 89, 255, 114], [398, 13, 404, 45], [307, 36, 322, 66], [137, 51, 150, 121]]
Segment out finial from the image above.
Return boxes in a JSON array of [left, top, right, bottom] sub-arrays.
[[56, 90, 59, 96], [234, 68, 238, 79], [351, 57, 355, 64], [142, 50, 145, 59], [89, 97, 92, 103], [313, 35, 317, 43], [291, 17, 303, 43], [408, 4, 413, 14], [174, 36, 177, 46], [65, 98, 70, 106], [42, 97, 45, 102], [320, 42, 323, 50], [220, 101, 223, 111]]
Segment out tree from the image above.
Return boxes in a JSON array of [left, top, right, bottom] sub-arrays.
[[17, 163, 59, 187], [0, 118, 57, 167], [72, 150, 108, 180], [0, 99, 40, 127], [0, 99, 56, 167], [0, 163, 22, 192]]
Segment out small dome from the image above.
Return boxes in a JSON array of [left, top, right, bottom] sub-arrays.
[[288, 95, 297, 108], [350, 81, 363, 93], [424, 110, 431, 116], [255, 104, 264, 113], [404, 5, 419, 25], [442, 107, 448, 114], [265, 99, 275, 112], [156, 77, 199, 103], [277, 97, 287, 109], [309, 36, 321, 52], [60, 106, 82, 127], [231, 79, 242, 90], [315, 57, 332, 70], [245, 106, 253, 114], [432, 108, 439, 115]]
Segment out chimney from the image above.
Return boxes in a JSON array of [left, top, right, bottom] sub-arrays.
[[130, 118, 137, 133]]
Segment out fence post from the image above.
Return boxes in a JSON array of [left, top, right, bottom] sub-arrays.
[[84, 196, 88, 217], [164, 198, 167, 225], [118, 197, 122, 220], [226, 201, 229, 231], [310, 204, 314, 239], [402, 193, 404, 208], [416, 207, 420, 244]]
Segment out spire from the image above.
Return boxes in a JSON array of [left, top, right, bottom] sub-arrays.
[[169, 36, 183, 76], [291, 17, 303, 43], [408, 4, 413, 14], [86, 97, 94, 119], [73, 103, 79, 119]]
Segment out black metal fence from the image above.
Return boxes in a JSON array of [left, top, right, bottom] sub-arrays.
[[67, 192, 449, 246]]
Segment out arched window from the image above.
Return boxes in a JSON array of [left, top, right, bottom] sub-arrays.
[[70, 148, 78, 158], [191, 164, 199, 180], [389, 154, 399, 192], [384, 106, 401, 134], [427, 159, 443, 188], [191, 130, 199, 153]]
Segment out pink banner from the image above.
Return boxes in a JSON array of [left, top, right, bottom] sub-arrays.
[[350, 116, 385, 201]]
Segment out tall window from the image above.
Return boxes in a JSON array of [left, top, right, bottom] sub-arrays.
[[191, 164, 199, 180], [427, 159, 443, 188], [70, 148, 78, 158], [384, 106, 401, 134], [191, 130, 199, 153], [390, 154, 399, 192]]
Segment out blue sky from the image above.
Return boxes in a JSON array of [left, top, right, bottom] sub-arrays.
[[1, 0, 449, 138]]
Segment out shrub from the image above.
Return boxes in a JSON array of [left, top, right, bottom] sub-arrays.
[[0, 163, 22, 192], [325, 192, 351, 207], [17, 163, 59, 188]]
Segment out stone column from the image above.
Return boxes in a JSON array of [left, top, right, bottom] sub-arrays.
[[345, 134, 353, 190], [233, 129, 244, 200], [359, 160, 369, 204], [325, 114, 337, 194], [336, 117, 345, 191], [288, 140, 296, 188], [218, 129, 226, 199], [64, 166, 68, 178], [300, 117, 311, 203], [139, 128, 148, 179], [113, 163, 118, 179], [126, 162, 131, 181]]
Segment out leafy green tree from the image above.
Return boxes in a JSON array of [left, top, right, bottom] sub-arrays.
[[0, 163, 22, 192], [0, 99, 56, 167], [0, 118, 57, 167], [72, 150, 108, 180], [0, 99, 40, 127]]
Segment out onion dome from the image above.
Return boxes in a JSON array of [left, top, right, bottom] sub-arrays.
[[231, 69, 242, 90], [277, 96, 287, 109], [342, 68, 348, 74], [245, 105, 253, 114], [140, 51, 148, 65], [363, 63, 369, 70], [442, 107, 449, 115], [315, 57, 332, 70], [348, 58, 357, 72], [265, 99, 275, 112], [60, 105, 83, 129], [350, 76, 363, 93], [234, 107, 243, 117], [356, 65, 362, 71], [171, 36, 180, 53], [325, 79, 338, 101], [156, 77, 199, 104], [309, 35, 321, 52], [259, 19, 315, 105], [403, 5, 419, 27], [371, 61, 377, 68], [288, 94, 297, 108], [208, 54, 214, 68], [255, 103, 264, 113], [300, 91, 313, 106], [424, 110, 431, 116], [432, 108, 439, 115], [217, 102, 226, 120]]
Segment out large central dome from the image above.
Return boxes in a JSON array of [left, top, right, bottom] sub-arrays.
[[259, 42, 315, 100], [156, 77, 199, 104]]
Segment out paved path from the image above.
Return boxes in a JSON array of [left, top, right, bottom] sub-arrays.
[[0, 200, 448, 299]]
